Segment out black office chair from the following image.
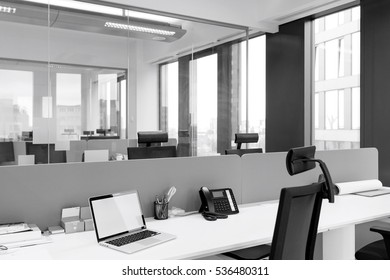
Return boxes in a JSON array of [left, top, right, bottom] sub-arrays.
[[137, 131, 168, 147], [355, 226, 390, 259], [127, 131, 177, 159], [224, 146, 335, 260], [225, 133, 263, 156]]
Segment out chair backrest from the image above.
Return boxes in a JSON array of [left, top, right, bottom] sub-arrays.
[[137, 131, 168, 147], [225, 133, 262, 156], [127, 146, 177, 160], [269, 182, 324, 260]]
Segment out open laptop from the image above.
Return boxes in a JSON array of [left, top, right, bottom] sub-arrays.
[[89, 190, 176, 254]]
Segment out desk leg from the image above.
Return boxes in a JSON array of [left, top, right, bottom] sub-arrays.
[[322, 225, 355, 260]]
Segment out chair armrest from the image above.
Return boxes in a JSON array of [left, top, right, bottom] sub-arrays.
[[370, 226, 390, 258]]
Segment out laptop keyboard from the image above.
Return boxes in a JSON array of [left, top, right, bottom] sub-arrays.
[[107, 230, 159, 247]]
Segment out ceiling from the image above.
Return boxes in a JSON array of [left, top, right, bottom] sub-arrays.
[[0, 0, 188, 42], [106, 0, 358, 33]]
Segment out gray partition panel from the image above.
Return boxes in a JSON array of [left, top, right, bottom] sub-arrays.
[[241, 148, 378, 203], [0, 155, 241, 230], [241, 152, 320, 203], [66, 140, 87, 163], [316, 148, 378, 183]]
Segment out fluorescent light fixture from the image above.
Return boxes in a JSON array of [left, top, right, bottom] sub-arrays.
[[24, 0, 180, 23], [104, 22, 176, 36], [24, 0, 123, 16], [125, 10, 179, 24], [0, 6, 16, 13]]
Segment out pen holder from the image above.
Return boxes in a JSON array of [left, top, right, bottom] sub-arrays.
[[154, 201, 169, 220]]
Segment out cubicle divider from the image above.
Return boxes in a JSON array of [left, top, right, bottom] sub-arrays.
[[0, 148, 379, 234], [0, 155, 242, 230], [240, 148, 378, 203]]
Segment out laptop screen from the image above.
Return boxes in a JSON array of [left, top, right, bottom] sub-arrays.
[[90, 191, 145, 240]]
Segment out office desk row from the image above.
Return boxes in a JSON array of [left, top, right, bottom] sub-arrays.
[[2, 194, 390, 260]]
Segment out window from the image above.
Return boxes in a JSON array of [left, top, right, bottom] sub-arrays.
[[0, 69, 33, 141], [313, 6, 360, 150], [160, 62, 179, 140], [190, 54, 218, 156], [240, 36, 266, 149], [159, 35, 266, 156]]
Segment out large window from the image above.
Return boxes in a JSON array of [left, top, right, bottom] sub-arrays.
[[190, 54, 218, 156], [160, 62, 179, 140], [239, 36, 266, 149], [313, 6, 360, 150], [0, 69, 33, 140], [159, 35, 266, 156]]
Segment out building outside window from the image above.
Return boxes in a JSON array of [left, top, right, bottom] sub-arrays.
[[313, 6, 360, 150]]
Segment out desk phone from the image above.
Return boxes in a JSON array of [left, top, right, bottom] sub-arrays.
[[199, 187, 239, 221]]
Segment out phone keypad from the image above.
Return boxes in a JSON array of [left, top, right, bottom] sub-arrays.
[[214, 200, 231, 213]]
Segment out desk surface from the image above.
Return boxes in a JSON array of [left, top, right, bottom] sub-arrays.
[[2, 194, 390, 260]]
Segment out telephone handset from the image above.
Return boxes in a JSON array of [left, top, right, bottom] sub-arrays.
[[199, 187, 239, 221]]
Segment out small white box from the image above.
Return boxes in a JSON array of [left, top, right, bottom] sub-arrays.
[[61, 207, 84, 234]]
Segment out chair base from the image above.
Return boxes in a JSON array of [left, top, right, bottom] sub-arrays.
[[355, 239, 389, 260], [223, 244, 271, 260]]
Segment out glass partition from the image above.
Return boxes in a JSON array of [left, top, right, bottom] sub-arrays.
[[0, 0, 250, 165]]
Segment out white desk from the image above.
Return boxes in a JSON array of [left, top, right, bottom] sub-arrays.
[[2, 194, 390, 260]]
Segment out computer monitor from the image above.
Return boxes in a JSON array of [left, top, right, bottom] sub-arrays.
[[26, 142, 67, 164], [0, 142, 15, 163], [127, 146, 177, 160], [96, 129, 111, 136], [21, 131, 33, 141]]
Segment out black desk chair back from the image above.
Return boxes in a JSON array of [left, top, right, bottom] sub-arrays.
[[270, 183, 323, 259], [355, 226, 390, 259], [225, 146, 335, 260], [127, 131, 177, 159], [225, 133, 262, 156]]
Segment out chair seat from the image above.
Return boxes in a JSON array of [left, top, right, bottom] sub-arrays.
[[355, 239, 389, 260], [223, 244, 271, 260]]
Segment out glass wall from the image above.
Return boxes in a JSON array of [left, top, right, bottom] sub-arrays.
[[313, 6, 360, 150], [0, 0, 247, 165]]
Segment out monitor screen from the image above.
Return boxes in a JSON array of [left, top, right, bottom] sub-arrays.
[[0, 142, 15, 163], [90, 191, 144, 240]]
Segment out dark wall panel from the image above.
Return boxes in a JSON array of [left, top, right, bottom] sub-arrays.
[[266, 19, 306, 152], [361, 0, 390, 185]]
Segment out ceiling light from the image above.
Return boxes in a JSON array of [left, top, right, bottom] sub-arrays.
[[125, 10, 179, 24], [0, 6, 16, 13], [104, 22, 176, 36], [24, 0, 122, 16]]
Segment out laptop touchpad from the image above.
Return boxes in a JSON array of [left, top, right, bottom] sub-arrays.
[[138, 238, 159, 246]]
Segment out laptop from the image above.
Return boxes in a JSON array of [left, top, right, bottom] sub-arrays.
[[89, 190, 176, 254]]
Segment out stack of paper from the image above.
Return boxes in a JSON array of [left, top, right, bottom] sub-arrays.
[[0, 223, 42, 244]]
